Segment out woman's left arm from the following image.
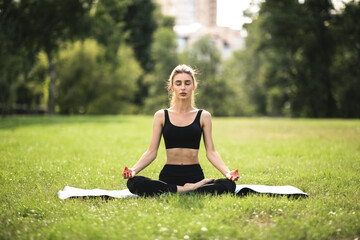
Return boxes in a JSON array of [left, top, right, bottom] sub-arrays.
[[201, 110, 239, 181]]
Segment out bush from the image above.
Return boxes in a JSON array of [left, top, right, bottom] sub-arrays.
[[56, 39, 142, 114]]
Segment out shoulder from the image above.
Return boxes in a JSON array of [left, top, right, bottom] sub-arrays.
[[154, 109, 165, 125], [200, 109, 212, 127], [200, 109, 211, 119], [154, 109, 165, 118]]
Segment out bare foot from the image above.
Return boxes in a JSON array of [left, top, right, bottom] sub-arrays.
[[177, 178, 215, 194]]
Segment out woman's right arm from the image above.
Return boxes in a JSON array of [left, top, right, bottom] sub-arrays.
[[122, 110, 164, 179]]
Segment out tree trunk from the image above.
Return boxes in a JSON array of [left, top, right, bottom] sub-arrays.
[[46, 50, 56, 115]]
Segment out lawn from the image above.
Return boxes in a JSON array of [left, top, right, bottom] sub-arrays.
[[0, 115, 359, 239]]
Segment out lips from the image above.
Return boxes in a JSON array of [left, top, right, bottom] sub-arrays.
[[180, 92, 187, 96]]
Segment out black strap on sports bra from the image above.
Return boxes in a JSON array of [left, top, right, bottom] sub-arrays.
[[162, 109, 203, 149]]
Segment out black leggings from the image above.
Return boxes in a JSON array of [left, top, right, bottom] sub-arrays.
[[127, 164, 236, 197]]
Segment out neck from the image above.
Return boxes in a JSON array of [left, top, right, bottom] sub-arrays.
[[172, 100, 194, 113]]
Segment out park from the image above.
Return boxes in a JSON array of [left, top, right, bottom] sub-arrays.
[[1, 0, 359, 239], [1, 116, 359, 239]]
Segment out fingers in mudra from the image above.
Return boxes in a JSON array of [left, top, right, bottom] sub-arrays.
[[233, 169, 240, 181], [122, 166, 133, 179], [227, 169, 239, 181]]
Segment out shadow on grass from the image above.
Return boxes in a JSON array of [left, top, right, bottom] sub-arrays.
[[0, 115, 132, 129], [236, 188, 308, 199], [68, 196, 119, 201]]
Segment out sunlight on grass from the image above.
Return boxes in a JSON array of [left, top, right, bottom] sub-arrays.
[[0, 116, 359, 239]]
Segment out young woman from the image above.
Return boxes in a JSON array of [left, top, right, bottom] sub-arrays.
[[122, 64, 239, 196]]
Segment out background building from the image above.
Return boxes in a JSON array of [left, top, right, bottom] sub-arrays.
[[156, 0, 244, 58]]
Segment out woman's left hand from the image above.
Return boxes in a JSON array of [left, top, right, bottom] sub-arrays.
[[226, 169, 239, 181], [122, 166, 136, 179]]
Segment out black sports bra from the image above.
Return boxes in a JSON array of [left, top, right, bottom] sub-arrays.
[[162, 109, 203, 149]]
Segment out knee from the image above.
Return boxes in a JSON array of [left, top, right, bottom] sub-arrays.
[[126, 178, 136, 194], [216, 179, 236, 193], [127, 176, 143, 194]]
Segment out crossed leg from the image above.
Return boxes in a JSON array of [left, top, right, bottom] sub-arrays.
[[127, 176, 235, 197]]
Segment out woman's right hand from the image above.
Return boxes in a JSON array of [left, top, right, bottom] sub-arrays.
[[122, 166, 136, 179]]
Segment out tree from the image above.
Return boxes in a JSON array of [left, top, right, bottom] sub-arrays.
[[56, 40, 142, 114], [222, 50, 257, 116], [0, 0, 94, 115], [184, 36, 234, 116], [15, 52, 48, 114], [331, 1, 360, 118], [256, 0, 306, 116], [91, 0, 158, 108], [299, 0, 336, 117], [0, 0, 38, 115], [228, 17, 270, 116], [143, 27, 179, 114], [231, 0, 339, 117], [90, 0, 129, 62], [123, 0, 157, 72]]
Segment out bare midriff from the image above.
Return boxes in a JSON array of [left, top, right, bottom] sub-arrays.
[[165, 148, 199, 165]]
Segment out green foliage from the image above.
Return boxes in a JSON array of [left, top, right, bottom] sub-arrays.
[[122, 0, 158, 72], [0, 52, 29, 115], [223, 19, 269, 116], [0, 0, 95, 115], [1, 0, 159, 115], [90, 0, 160, 108], [143, 28, 179, 114], [56, 39, 142, 114], [16, 52, 49, 112], [230, 0, 360, 118], [183, 36, 234, 116], [1, 116, 359, 239], [2, 0, 359, 117], [90, 0, 129, 62], [222, 52, 257, 116], [0, 44, 46, 114], [331, 1, 360, 118], [296, 0, 336, 117], [0, 0, 38, 115]]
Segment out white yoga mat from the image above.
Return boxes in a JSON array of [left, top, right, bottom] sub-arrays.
[[57, 186, 138, 200], [57, 185, 308, 199], [235, 185, 308, 197]]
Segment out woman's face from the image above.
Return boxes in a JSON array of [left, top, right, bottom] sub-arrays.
[[171, 73, 195, 100]]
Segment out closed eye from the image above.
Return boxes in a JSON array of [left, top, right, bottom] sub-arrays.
[[174, 80, 192, 86]]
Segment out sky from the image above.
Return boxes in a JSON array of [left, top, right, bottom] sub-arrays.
[[217, 0, 255, 30], [217, 0, 351, 30]]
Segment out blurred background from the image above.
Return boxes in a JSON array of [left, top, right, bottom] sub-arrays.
[[1, 0, 359, 118]]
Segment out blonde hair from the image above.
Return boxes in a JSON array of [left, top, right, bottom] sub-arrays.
[[167, 64, 198, 107]]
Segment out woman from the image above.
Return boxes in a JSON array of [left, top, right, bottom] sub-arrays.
[[122, 64, 239, 196]]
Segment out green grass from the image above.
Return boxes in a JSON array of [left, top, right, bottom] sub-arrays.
[[0, 115, 359, 239]]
